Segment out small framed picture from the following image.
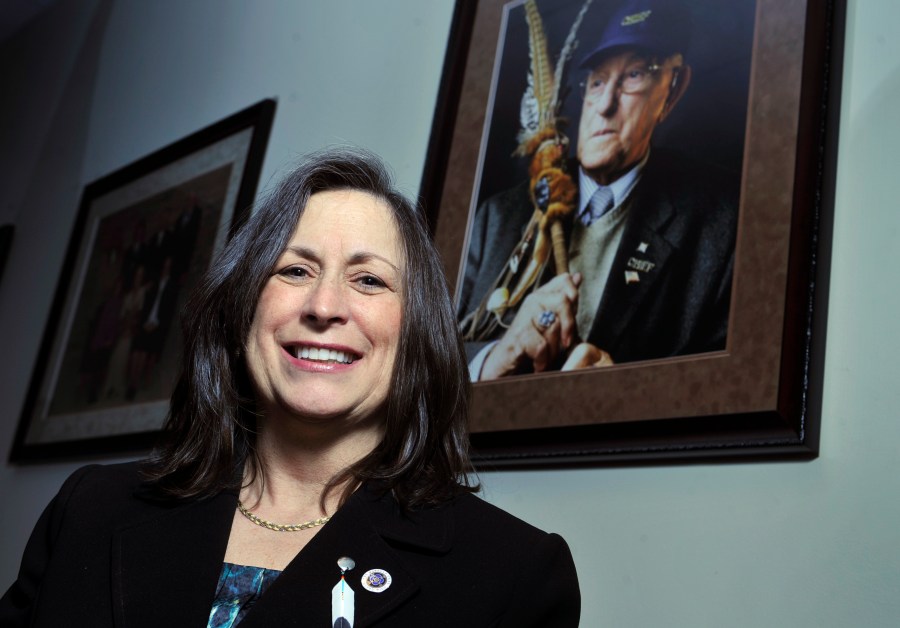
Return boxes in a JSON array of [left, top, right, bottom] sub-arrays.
[[10, 99, 276, 462]]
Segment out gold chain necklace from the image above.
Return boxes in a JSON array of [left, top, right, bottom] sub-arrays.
[[237, 500, 331, 532]]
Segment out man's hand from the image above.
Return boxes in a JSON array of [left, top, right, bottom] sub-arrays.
[[481, 273, 582, 379], [561, 342, 615, 370]]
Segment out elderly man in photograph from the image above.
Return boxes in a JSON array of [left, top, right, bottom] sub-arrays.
[[459, 0, 740, 381]]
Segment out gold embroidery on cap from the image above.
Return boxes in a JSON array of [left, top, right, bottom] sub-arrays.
[[622, 10, 652, 26]]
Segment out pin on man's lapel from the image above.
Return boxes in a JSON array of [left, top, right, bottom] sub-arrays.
[[624, 241, 655, 284]]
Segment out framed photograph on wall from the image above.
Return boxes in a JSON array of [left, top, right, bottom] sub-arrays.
[[10, 99, 276, 462], [421, 0, 844, 465]]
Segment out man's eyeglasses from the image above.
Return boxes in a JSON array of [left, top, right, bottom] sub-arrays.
[[580, 63, 677, 100]]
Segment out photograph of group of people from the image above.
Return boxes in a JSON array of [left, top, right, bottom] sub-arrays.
[[46, 165, 230, 418]]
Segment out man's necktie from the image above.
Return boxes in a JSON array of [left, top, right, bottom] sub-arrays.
[[579, 186, 614, 226]]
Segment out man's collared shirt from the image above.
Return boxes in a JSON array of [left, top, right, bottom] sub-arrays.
[[576, 152, 648, 220]]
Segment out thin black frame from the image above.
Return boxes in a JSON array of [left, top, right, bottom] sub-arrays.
[[10, 99, 276, 463], [0, 224, 12, 287]]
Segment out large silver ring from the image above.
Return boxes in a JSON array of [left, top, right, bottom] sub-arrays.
[[537, 310, 556, 330]]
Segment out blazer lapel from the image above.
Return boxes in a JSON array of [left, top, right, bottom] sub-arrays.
[[111, 490, 236, 628], [240, 484, 453, 628]]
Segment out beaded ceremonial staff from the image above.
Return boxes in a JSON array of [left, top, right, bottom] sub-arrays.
[[461, 0, 593, 342]]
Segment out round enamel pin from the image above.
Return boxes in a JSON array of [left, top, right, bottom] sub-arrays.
[[361, 568, 392, 593]]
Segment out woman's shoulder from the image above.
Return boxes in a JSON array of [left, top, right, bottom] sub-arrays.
[[448, 491, 561, 544], [358, 483, 570, 554], [419, 491, 581, 624], [48, 460, 175, 526], [56, 460, 145, 499], [438, 491, 577, 581]]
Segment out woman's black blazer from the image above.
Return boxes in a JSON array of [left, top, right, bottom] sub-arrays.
[[1, 462, 580, 627]]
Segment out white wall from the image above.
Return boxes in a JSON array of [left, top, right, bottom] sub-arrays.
[[2, 1, 899, 626]]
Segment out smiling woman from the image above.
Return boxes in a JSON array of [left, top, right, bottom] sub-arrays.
[[1, 148, 580, 627], [245, 189, 404, 431]]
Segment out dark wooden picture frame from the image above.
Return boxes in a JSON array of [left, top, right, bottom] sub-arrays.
[[10, 99, 276, 463], [420, 0, 844, 466]]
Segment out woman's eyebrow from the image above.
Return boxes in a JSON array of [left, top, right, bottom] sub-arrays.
[[348, 251, 400, 273], [284, 245, 320, 263], [285, 246, 399, 273]]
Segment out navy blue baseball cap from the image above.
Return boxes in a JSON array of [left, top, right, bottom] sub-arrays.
[[578, 0, 692, 69]]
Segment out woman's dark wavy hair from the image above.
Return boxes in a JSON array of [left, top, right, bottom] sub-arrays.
[[143, 147, 477, 508]]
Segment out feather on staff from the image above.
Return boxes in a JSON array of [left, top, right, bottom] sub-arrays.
[[462, 0, 593, 342]]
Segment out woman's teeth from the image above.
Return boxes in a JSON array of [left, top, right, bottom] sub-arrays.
[[294, 346, 354, 364]]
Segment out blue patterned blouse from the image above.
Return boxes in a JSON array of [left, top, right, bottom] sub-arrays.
[[207, 563, 282, 628]]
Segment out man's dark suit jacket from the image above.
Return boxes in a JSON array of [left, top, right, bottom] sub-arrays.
[[460, 149, 739, 367], [1, 462, 579, 627]]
